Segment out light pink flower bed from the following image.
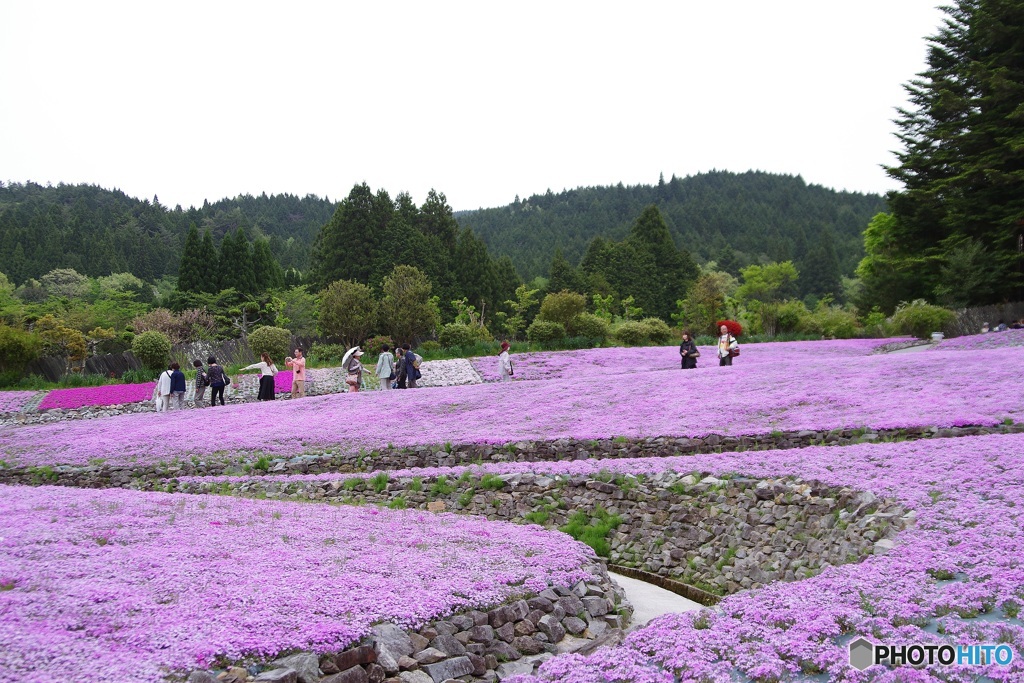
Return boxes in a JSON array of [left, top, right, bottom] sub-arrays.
[[2, 342, 1021, 469], [0, 391, 38, 414], [0, 486, 593, 683]]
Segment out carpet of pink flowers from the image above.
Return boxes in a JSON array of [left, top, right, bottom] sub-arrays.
[[0, 391, 38, 414], [934, 328, 1024, 351], [507, 433, 1024, 683], [0, 486, 593, 683], [470, 338, 903, 382], [3, 342, 1023, 469]]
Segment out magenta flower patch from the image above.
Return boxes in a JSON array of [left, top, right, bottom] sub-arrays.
[[37, 382, 157, 411]]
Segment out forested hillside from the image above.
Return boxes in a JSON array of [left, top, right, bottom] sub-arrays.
[[0, 182, 335, 284], [455, 171, 886, 283]]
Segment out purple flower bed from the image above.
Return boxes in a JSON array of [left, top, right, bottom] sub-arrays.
[[471, 338, 908, 382], [0, 485, 593, 682], [3, 343, 1022, 469], [37, 382, 157, 411], [0, 391, 38, 414], [502, 433, 1024, 682], [934, 328, 1024, 351]]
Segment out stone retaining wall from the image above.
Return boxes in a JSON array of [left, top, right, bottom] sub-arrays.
[[179, 472, 910, 597], [184, 562, 629, 683], [3, 424, 1020, 489]]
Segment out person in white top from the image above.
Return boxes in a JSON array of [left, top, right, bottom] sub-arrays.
[[497, 341, 513, 382], [375, 344, 396, 390], [717, 324, 739, 366], [155, 364, 173, 412], [240, 353, 279, 401]]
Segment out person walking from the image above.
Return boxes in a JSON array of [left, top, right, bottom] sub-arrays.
[[192, 359, 209, 406], [156, 363, 173, 412], [395, 347, 407, 389], [375, 344, 396, 391], [717, 324, 739, 367], [403, 344, 419, 389], [241, 353, 279, 401], [169, 362, 187, 409], [206, 356, 229, 406], [345, 347, 364, 392], [498, 341, 513, 382], [679, 331, 699, 369], [285, 347, 306, 398]]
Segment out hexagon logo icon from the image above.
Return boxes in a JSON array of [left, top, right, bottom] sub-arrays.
[[849, 637, 874, 671]]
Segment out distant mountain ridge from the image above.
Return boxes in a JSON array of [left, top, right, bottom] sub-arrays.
[[454, 170, 886, 280]]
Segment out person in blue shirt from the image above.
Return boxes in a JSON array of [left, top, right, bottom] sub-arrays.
[[169, 362, 187, 410], [403, 344, 419, 389]]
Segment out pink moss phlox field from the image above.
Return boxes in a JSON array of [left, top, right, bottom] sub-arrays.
[[4, 342, 1023, 469], [470, 338, 904, 382], [36, 382, 157, 411], [934, 328, 1024, 351], [0, 391, 38, 414], [0, 486, 593, 683], [505, 433, 1024, 683]]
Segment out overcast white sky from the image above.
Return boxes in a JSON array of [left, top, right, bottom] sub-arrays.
[[0, 1, 945, 212]]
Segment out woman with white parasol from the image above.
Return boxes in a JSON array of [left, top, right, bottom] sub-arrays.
[[342, 346, 364, 392]]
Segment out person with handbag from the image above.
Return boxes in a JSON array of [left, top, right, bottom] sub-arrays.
[[375, 344, 396, 390], [717, 324, 739, 366], [192, 359, 209, 406], [240, 353, 278, 401], [498, 341, 513, 382], [206, 356, 230, 406], [679, 331, 700, 369], [345, 347, 364, 392]]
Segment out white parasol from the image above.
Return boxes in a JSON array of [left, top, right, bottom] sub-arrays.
[[341, 346, 360, 368]]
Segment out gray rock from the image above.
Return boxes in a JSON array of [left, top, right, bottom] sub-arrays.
[[398, 672, 434, 683], [536, 614, 565, 642], [254, 668, 298, 683], [495, 660, 534, 680], [429, 635, 466, 657], [321, 667, 369, 683], [495, 621, 515, 643], [469, 625, 495, 642], [372, 623, 415, 659], [336, 645, 377, 670], [511, 636, 545, 655], [397, 656, 419, 671], [409, 633, 430, 653], [485, 640, 521, 661], [186, 672, 217, 683], [582, 596, 609, 617], [420, 655, 475, 683], [413, 647, 447, 665], [561, 616, 587, 635], [272, 653, 321, 683]]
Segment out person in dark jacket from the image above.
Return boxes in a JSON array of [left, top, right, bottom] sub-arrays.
[[169, 362, 187, 409], [403, 344, 419, 389], [192, 359, 209, 406], [679, 331, 699, 369], [206, 356, 229, 406]]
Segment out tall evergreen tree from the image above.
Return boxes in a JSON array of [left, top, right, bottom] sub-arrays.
[[869, 0, 1024, 308], [252, 238, 284, 292], [177, 223, 203, 293], [199, 229, 218, 293], [455, 227, 498, 311], [309, 183, 383, 290], [626, 205, 699, 320]]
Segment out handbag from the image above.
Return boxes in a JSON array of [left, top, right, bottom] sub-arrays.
[[387, 372, 396, 381], [728, 348, 740, 357]]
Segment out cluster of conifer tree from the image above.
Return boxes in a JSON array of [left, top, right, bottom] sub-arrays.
[[857, 0, 1024, 312], [308, 183, 521, 320], [0, 182, 333, 284], [457, 170, 885, 302]]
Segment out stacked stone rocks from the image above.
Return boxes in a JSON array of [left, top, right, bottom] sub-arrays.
[[184, 568, 630, 683], [188, 472, 910, 596]]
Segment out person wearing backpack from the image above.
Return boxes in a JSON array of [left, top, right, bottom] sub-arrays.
[[192, 359, 209, 406], [206, 356, 230, 406], [402, 343, 420, 389]]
